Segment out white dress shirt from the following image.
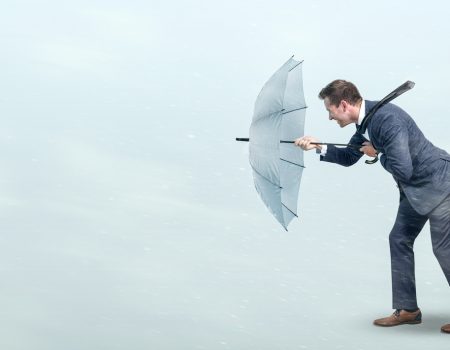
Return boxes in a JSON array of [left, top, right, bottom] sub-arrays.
[[357, 99, 370, 141]]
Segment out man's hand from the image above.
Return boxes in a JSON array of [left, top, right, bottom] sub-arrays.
[[294, 136, 322, 151], [359, 141, 378, 157]]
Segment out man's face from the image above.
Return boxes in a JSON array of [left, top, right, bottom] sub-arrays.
[[324, 97, 352, 128]]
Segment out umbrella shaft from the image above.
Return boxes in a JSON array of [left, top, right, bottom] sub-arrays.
[[310, 142, 352, 147], [285, 141, 359, 149], [236, 138, 359, 149]]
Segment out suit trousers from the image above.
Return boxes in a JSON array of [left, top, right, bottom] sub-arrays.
[[389, 192, 450, 309]]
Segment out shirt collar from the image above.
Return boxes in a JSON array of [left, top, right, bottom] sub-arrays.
[[357, 99, 365, 126]]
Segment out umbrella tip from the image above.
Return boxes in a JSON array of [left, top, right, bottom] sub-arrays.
[[406, 80, 415, 88]]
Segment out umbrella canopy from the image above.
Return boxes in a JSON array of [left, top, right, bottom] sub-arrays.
[[248, 57, 306, 230]]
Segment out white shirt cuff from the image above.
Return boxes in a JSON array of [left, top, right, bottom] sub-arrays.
[[319, 145, 327, 156]]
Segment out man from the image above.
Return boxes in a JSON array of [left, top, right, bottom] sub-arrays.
[[295, 80, 450, 333]]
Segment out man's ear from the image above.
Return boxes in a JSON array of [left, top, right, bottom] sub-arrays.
[[340, 100, 348, 111]]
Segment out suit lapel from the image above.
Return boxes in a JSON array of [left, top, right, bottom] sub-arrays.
[[364, 100, 381, 150]]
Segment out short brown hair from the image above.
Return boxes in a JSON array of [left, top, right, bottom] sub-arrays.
[[318, 80, 362, 107]]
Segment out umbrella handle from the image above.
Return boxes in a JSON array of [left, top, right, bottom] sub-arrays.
[[365, 155, 379, 165]]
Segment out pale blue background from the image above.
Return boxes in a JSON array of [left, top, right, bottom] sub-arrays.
[[1, 0, 450, 349]]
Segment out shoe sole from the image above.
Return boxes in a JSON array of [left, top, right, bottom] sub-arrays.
[[374, 320, 422, 327]]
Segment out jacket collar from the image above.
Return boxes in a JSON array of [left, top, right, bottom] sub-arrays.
[[357, 100, 378, 134]]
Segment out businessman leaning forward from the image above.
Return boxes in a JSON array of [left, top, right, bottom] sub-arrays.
[[295, 80, 450, 333]]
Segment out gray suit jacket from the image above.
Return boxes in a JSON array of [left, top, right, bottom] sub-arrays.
[[321, 100, 450, 215]]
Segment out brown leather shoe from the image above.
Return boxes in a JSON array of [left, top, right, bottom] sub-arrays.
[[441, 324, 450, 333], [373, 309, 422, 327]]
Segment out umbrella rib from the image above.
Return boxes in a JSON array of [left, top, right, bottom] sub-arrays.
[[249, 164, 282, 189], [280, 158, 305, 168], [282, 203, 298, 217], [288, 60, 303, 72], [281, 106, 307, 114]]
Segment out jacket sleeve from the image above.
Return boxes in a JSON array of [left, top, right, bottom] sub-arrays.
[[320, 132, 365, 167], [378, 122, 413, 182]]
